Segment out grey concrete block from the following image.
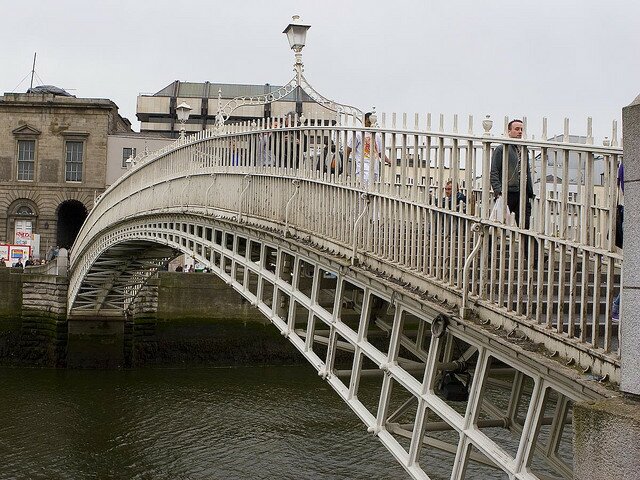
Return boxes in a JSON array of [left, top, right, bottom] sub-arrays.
[[621, 282, 640, 394], [574, 397, 640, 480], [622, 101, 640, 183], [622, 179, 640, 277]]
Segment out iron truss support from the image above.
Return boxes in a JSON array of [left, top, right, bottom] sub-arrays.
[[71, 240, 175, 312]]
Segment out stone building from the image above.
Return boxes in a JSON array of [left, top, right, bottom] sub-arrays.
[[0, 89, 131, 259]]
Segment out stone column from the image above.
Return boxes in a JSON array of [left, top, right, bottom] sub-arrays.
[[621, 95, 640, 395]]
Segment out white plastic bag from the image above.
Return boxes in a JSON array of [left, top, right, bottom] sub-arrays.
[[489, 196, 512, 225]]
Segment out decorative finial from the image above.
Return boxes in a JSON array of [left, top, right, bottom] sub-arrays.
[[482, 115, 493, 136], [369, 106, 378, 127]]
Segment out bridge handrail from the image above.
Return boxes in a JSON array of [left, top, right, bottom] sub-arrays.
[[87, 119, 622, 251], [96, 121, 622, 204]]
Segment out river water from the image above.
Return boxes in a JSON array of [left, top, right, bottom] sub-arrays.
[[0, 365, 411, 480]]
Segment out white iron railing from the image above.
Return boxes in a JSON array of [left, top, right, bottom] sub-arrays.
[[72, 113, 624, 369]]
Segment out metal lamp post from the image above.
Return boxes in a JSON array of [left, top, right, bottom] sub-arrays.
[[283, 15, 310, 86], [176, 102, 192, 140], [214, 16, 362, 127]]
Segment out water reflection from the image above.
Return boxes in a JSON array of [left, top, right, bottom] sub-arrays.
[[0, 366, 409, 480]]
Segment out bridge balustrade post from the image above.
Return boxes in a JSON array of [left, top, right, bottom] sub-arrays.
[[573, 95, 640, 480]]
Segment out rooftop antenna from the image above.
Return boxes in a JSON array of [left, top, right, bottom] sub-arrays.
[[29, 53, 37, 89]]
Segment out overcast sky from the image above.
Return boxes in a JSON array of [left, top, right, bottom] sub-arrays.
[[1, 0, 637, 141]]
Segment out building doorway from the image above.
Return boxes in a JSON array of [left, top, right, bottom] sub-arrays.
[[14, 218, 33, 244], [56, 200, 88, 249], [6, 200, 39, 253]]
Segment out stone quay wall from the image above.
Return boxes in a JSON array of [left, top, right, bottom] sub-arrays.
[[132, 272, 301, 367], [0, 268, 23, 362], [0, 268, 67, 365], [574, 397, 640, 480], [0, 270, 300, 368], [21, 272, 68, 366]]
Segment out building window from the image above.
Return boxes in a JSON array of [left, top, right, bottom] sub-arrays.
[[17, 140, 35, 181], [122, 147, 137, 168], [16, 205, 33, 215], [65, 141, 84, 182]]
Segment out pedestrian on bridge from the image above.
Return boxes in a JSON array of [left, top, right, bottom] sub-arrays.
[[444, 180, 467, 210], [490, 119, 534, 228], [612, 161, 624, 322], [280, 111, 307, 169], [345, 112, 390, 184], [257, 118, 279, 167]]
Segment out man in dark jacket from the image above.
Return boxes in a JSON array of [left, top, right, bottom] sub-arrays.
[[444, 180, 467, 210], [490, 119, 534, 228]]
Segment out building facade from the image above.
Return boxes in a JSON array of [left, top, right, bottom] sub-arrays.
[[0, 91, 131, 260], [106, 133, 172, 187], [137, 80, 335, 137]]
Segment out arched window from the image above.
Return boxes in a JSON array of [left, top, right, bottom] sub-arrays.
[[16, 205, 34, 216]]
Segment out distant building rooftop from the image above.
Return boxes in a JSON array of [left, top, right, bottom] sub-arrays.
[[149, 80, 314, 102], [27, 85, 74, 97], [547, 134, 589, 144]]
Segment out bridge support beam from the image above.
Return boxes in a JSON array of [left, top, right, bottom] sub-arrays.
[[67, 310, 127, 369], [621, 95, 640, 396], [573, 397, 640, 480]]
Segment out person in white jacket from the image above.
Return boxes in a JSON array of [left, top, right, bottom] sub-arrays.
[[345, 112, 390, 184]]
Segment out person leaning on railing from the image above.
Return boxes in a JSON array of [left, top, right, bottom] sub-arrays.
[[318, 137, 343, 175], [489, 119, 534, 228]]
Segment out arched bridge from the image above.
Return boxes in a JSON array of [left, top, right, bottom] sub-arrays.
[[68, 116, 623, 480]]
